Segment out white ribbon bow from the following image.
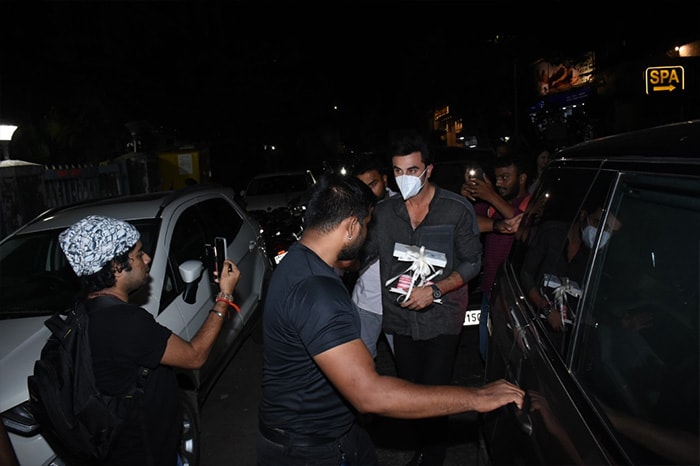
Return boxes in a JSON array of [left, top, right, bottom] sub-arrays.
[[386, 246, 443, 301]]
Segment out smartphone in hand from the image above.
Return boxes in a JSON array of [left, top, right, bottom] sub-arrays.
[[214, 236, 228, 278], [467, 166, 484, 181]]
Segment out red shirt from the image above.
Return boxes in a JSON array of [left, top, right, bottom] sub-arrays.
[[475, 194, 531, 293]]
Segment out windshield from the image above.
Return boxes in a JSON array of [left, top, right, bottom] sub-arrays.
[[0, 220, 158, 318]]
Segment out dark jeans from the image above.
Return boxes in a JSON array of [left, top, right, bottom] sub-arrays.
[[393, 332, 462, 465], [256, 422, 377, 466]]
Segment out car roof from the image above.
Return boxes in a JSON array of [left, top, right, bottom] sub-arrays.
[[557, 119, 700, 159], [10, 183, 236, 236]]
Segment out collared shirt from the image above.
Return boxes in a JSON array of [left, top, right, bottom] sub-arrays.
[[363, 185, 482, 340]]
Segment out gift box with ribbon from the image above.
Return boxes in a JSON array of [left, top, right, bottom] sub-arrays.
[[385, 243, 446, 302]]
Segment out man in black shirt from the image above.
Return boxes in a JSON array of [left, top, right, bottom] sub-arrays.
[[257, 174, 524, 466]]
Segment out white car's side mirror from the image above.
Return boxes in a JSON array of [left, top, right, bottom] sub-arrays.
[[179, 260, 204, 284], [179, 260, 204, 305]]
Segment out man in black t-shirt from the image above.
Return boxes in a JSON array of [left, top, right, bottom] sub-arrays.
[[257, 175, 525, 466], [59, 215, 241, 466]]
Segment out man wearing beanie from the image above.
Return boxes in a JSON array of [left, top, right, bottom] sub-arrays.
[[58, 215, 241, 466]]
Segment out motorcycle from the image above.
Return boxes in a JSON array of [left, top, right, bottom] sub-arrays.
[[252, 203, 304, 266]]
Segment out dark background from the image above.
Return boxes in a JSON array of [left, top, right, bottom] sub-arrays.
[[1, 3, 696, 188]]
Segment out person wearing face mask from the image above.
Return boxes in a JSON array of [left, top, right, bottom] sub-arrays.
[[361, 130, 483, 466], [521, 200, 623, 333]]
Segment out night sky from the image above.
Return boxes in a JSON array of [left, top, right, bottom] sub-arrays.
[[1, 3, 694, 182]]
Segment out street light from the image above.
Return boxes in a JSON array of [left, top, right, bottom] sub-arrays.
[[0, 124, 18, 160]]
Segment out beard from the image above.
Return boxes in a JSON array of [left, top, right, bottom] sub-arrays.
[[500, 186, 517, 201], [337, 237, 364, 262]]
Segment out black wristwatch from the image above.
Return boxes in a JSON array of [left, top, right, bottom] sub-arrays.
[[431, 283, 442, 299], [541, 303, 552, 317]]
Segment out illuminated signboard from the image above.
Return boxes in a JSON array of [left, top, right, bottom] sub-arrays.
[[645, 66, 685, 94], [532, 51, 595, 97]]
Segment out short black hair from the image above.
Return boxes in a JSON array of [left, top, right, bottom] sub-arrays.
[[81, 248, 134, 295], [303, 174, 376, 234], [388, 129, 433, 166], [494, 155, 528, 176]]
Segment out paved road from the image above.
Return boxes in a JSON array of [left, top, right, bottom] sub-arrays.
[[200, 322, 488, 466]]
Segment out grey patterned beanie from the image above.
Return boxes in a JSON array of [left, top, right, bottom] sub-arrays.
[[59, 215, 140, 277]]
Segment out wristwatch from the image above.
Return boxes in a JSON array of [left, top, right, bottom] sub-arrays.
[[431, 283, 442, 300], [541, 303, 552, 317]]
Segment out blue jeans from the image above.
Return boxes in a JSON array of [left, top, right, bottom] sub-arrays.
[[479, 292, 490, 362]]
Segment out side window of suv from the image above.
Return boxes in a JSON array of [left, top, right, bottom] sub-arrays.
[[574, 173, 700, 465], [510, 166, 616, 356]]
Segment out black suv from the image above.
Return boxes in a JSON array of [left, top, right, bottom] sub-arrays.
[[481, 120, 700, 465]]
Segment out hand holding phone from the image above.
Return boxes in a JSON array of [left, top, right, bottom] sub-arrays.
[[214, 236, 228, 278], [467, 166, 484, 181]]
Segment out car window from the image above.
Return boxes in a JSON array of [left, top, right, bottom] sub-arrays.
[[164, 206, 209, 312], [0, 230, 77, 316], [162, 198, 245, 313], [198, 197, 244, 245], [573, 173, 700, 465], [0, 220, 157, 317], [511, 167, 619, 356]]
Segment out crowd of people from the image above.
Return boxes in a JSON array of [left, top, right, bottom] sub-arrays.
[[25, 130, 557, 466]]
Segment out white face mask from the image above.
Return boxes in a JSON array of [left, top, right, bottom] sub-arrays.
[[582, 225, 611, 249], [395, 168, 427, 200]]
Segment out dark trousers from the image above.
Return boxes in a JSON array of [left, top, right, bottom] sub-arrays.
[[256, 422, 377, 466], [393, 332, 462, 465]]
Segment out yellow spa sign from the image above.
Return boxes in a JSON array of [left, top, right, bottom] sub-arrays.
[[645, 66, 685, 94]]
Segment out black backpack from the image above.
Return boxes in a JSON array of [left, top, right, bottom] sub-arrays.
[[27, 300, 149, 464]]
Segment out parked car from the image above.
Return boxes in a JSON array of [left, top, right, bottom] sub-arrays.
[[241, 169, 317, 216], [481, 120, 700, 465], [0, 183, 273, 466]]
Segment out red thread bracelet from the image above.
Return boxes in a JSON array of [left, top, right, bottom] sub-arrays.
[[215, 297, 240, 313]]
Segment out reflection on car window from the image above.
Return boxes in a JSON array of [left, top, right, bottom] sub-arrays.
[[511, 167, 614, 355], [574, 174, 700, 465]]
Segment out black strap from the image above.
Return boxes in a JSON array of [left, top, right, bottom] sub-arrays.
[[85, 296, 154, 465], [259, 422, 341, 447]]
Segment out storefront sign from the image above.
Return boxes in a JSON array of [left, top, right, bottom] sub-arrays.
[[645, 66, 685, 94]]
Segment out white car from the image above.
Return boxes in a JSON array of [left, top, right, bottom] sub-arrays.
[[241, 169, 317, 215], [0, 184, 272, 466]]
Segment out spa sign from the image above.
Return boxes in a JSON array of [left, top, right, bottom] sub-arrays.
[[645, 66, 685, 94]]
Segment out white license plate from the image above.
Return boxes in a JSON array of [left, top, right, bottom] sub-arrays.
[[463, 309, 480, 326]]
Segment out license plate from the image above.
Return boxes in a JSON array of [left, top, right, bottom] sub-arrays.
[[463, 309, 480, 326], [274, 251, 288, 264]]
